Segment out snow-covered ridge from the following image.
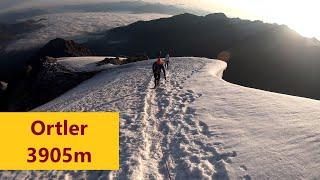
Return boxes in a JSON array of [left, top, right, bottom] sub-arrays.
[[2, 57, 320, 179], [207, 59, 227, 78], [57, 56, 130, 72], [57, 56, 109, 72]]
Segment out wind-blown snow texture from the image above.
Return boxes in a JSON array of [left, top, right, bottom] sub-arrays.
[[2, 57, 320, 179]]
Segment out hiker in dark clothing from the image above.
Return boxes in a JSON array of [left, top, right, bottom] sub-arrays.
[[152, 58, 166, 88], [158, 51, 162, 58], [165, 53, 170, 69]]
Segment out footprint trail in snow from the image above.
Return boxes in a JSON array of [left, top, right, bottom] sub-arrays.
[[0, 58, 240, 179]]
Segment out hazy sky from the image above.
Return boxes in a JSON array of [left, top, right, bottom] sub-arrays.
[[165, 0, 320, 38], [1, 0, 319, 38]]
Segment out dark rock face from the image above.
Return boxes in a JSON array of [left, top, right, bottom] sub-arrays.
[[3, 38, 93, 112], [36, 38, 92, 58], [0, 82, 8, 111], [97, 55, 149, 66], [28, 38, 92, 75], [223, 26, 320, 99], [0, 37, 92, 82], [6, 57, 94, 111], [0, 91, 6, 111], [97, 57, 127, 66]]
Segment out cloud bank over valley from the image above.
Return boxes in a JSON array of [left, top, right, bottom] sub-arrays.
[[6, 12, 168, 51]]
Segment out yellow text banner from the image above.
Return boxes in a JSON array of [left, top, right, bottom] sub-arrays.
[[0, 112, 119, 170]]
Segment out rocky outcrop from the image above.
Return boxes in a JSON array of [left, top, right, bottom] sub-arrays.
[[28, 38, 92, 74], [6, 57, 95, 111], [36, 38, 92, 58], [3, 38, 94, 112], [0, 81, 8, 91], [97, 57, 127, 66], [0, 81, 8, 111], [97, 55, 149, 66]]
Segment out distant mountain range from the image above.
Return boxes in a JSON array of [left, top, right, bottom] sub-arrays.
[[85, 13, 320, 100], [2, 12, 320, 111], [0, 1, 208, 23], [0, 1, 205, 82], [85, 13, 274, 56]]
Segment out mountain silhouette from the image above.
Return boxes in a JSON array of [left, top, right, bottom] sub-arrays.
[[85, 13, 320, 100], [85, 13, 275, 57]]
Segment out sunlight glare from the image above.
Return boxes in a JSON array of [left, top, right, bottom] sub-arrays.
[[201, 0, 320, 39]]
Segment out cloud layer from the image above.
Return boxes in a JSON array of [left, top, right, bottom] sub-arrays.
[[7, 12, 168, 51]]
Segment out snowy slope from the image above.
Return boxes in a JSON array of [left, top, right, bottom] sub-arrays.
[[57, 56, 128, 72], [2, 57, 320, 179], [57, 56, 109, 72]]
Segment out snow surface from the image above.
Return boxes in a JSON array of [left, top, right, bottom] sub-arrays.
[[57, 56, 129, 72], [2, 57, 320, 179], [57, 56, 110, 72]]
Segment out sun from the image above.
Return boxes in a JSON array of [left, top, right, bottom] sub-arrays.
[[283, 11, 320, 39], [206, 0, 320, 39], [290, 22, 318, 38], [280, 2, 319, 38]]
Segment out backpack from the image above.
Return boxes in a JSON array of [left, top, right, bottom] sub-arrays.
[[153, 62, 163, 74]]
